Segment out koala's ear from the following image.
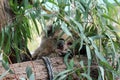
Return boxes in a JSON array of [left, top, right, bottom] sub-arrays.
[[47, 25, 55, 37]]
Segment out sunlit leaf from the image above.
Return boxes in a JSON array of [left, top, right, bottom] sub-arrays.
[[114, 0, 120, 6], [99, 66, 105, 80], [102, 14, 120, 25], [69, 59, 74, 69], [0, 69, 10, 79], [81, 73, 92, 80], [89, 38, 107, 62], [57, 75, 67, 80], [19, 78, 26, 80], [86, 45, 91, 60], [30, 13, 40, 35], [61, 22, 72, 36]]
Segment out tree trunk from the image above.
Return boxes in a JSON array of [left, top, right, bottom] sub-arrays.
[[0, 0, 14, 30], [0, 0, 32, 63], [0, 57, 66, 80]]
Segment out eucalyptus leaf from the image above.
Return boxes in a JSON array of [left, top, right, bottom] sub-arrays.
[[26, 66, 35, 80], [114, 0, 120, 6], [69, 59, 74, 69], [19, 78, 26, 80], [0, 69, 10, 80], [61, 22, 72, 36], [81, 73, 92, 80], [2, 60, 14, 74], [89, 37, 107, 62], [30, 13, 40, 35], [86, 45, 91, 60], [57, 75, 67, 80], [102, 14, 120, 25], [54, 69, 73, 80], [99, 66, 105, 80]]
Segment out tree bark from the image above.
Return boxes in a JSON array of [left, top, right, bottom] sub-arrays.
[[0, 57, 66, 80], [0, 56, 109, 80], [0, 0, 14, 30], [0, 0, 32, 63]]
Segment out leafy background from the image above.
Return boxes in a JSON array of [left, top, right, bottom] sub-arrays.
[[0, 0, 120, 80]]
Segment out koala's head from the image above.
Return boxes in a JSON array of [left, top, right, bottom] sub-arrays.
[[46, 25, 73, 56]]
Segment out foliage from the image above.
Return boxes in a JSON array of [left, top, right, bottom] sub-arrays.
[[0, 0, 40, 63], [0, 0, 120, 80], [26, 66, 35, 80], [37, 0, 120, 79]]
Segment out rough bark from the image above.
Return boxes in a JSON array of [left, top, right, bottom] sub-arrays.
[[0, 57, 66, 80], [0, 56, 100, 80], [0, 0, 14, 30], [0, 0, 32, 63]]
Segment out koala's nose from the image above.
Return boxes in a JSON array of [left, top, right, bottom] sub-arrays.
[[57, 38, 65, 50]]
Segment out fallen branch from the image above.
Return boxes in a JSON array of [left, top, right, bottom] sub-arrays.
[[0, 57, 66, 80], [0, 56, 101, 80]]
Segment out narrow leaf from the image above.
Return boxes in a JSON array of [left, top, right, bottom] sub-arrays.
[[61, 22, 72, 36], [26, 66, 35, 80], [99, 66, 105, 80], [54, 69, 73, 80], [102, 14, 120, 25], [2, 60, 14, 74], [81, 73, 92, 80], [0, 69, 10, 79], [86, 45, 91, 60]]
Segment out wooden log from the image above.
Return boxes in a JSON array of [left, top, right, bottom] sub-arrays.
[[0, 56, 103, 80], [0, 57, 66, 80]]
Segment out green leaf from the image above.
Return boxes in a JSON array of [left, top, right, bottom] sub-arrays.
[[30, 13, 40, 35], [70, 18, 84, 33], [106, 71, 113, 80], [105, 33, 117, 54], [2, 60, 14, 74], [0, 69, 10, 79], [54, 69, 73, 80], [81, 73, 92, 80], [19, 78, 26, 80], [100, 61, 114, 71], [89, 38, 107, 62], [29, 73, 35, 80], [114, 0, 120, 6], [64, 53, 71, 69], [57, 74, 67, 80], [86, 45, 91, 60], [0, 28, 5, 49], [23, 0, 29, 8], [69, 59, 74, 69], [99, 66, 105, 80], [26, 66, 35, 80], [86, 45, 91, 75], [79, 61, 84, 68], [61, 22, 72, 36], [102, 14, 120, 25]]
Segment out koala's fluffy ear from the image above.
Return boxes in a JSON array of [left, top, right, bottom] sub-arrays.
[[47, 25, 54, 37], [47, 24, 62, 37]]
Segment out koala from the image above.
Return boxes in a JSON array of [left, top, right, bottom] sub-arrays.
[[32, 24, 87, 60], [32, 25, 69, 60]]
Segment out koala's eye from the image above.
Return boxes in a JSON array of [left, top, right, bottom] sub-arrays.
[[59, 38, 64, 41], [67, 41, 72, 45]]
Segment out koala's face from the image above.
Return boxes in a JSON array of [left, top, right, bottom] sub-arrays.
[[46, 25, 73, 56], [55, 37, 73, 57]]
